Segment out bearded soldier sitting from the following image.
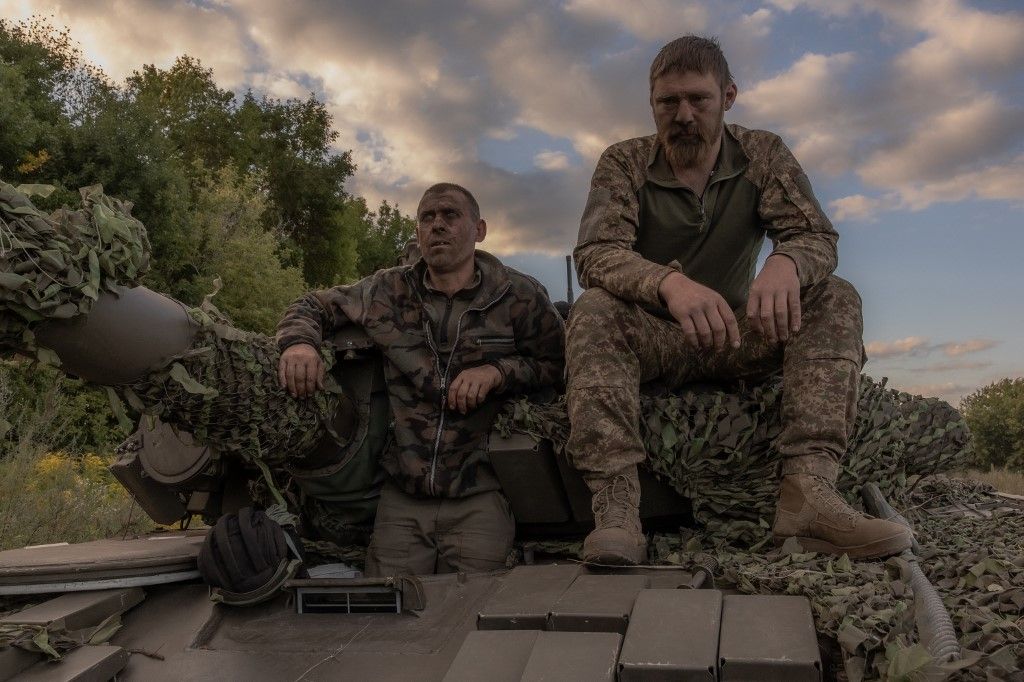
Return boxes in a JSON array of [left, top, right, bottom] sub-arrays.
[[277, 183, 565, 576], [566, 36, 913, 565]]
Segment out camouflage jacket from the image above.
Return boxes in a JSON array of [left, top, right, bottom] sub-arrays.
[[575, 123, 839, 309], [277, 251, 565, 498]]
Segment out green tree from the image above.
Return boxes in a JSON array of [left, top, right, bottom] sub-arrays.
[[0, 17, 414, 299], [185, 167, 306, 333], [124, 57, 358, 286], [356, 199, 418, 277], [961, 378, 1024, 470]]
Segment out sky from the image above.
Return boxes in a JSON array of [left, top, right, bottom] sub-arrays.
[[2, 0, 1022, 405]]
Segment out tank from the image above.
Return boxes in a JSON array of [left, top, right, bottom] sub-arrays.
[[3, 181, 1022, 681]]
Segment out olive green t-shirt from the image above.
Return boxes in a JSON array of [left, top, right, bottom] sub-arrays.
[[636, 128, 765, 314]]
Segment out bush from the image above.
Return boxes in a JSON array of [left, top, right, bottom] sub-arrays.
[[0, 369, 150, 550], [0, 359, 128, 455], [960, 377, 1024, 470]]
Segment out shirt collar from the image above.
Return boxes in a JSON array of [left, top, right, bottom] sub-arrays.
[[422, 266, 482, 297]]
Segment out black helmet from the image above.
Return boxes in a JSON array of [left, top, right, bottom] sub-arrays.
[[198, 507, 304, 606]]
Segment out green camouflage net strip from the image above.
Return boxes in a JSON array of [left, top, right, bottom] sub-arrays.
[[301, 538, 367, 569], [0, 611, 124, 660], [0, 182, 150, 355], [495, 375, 970, 546]]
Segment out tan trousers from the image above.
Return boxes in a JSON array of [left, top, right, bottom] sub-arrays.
[[363, 480, 515, 577]]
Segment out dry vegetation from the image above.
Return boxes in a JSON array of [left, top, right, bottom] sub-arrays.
[[0, 373, 151, 552], [956, 468, 1024, 496]]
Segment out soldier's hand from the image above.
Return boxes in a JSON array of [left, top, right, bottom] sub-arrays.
[[448, 365, 503, 414], [659, 272, 740, 351], [278, 343, 325, 398], [747, 255, 801, 344]]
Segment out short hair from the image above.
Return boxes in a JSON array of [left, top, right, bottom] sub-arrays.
[[649, 35, 733, 93], [420, 183, 481, 221]]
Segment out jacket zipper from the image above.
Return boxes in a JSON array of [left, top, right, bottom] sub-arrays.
[[425, 281, 512, 496], [439, 297, 453, 344]]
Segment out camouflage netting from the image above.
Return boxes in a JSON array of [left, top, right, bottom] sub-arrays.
[[495, 375, 970, 546], [113, 304, 340, 472], [651, 478, 1024, 682], [0, 181, 150, 355], [0, 181, 338, 472]]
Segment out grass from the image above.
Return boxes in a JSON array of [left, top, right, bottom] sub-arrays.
[[0, 370, 151, 552], [955, 468, 1024, 496]]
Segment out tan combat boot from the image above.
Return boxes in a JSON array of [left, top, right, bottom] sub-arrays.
[[581, 469, 647, 565], [773, 473, 913, 559]]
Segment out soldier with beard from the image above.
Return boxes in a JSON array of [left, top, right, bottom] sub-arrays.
[[567, 36, 913, 565]]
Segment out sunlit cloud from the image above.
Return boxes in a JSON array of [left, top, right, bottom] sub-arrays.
[[563, 0, 709, 42], [941, 339, 997, 357], [865, 336, 930, 359], [909, 361, 992, 373], [534, 151, 572, 171], [737, 8, 774, 38]]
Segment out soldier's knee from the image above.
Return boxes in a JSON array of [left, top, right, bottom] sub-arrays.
[[822, 276, 862, 310], [805, 276, 862, 323], [568, 287, 631, 328]]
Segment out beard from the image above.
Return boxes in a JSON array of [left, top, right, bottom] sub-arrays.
[[662, 105, 725, 171]]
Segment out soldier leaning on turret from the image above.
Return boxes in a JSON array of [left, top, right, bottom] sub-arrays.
[[567, 36, 914, 566], [276, 183, 565, 576]]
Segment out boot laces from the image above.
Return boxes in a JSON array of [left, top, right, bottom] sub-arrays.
[[592, 474, 639, 530], [809, 476, 860, 522]]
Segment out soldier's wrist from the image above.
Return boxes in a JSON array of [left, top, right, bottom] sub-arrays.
[[657, 271, 688, 306]]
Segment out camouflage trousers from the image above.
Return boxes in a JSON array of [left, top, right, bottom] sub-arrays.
[[566, 275, 864, 484]]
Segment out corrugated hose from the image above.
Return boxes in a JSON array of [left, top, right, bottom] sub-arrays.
[[860, 483, 961, 663]]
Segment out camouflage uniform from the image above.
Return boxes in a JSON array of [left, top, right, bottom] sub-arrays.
[[567, 124, 863, 485], [278, 250, 565, 574], [277, 250, 565, 499]]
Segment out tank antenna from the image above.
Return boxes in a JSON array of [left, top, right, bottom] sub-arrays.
[[565, 254, 575, 306]]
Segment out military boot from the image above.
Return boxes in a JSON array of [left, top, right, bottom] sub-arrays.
[[772, 473, 913, 559], [581, 469, 647, 565]]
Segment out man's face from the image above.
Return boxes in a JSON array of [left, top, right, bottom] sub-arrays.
[[416, 190, 486, 274], [651, 70, 736, 170]]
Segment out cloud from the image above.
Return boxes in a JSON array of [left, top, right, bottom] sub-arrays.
[[857, 96, 1024, 187], [829, 194, 898, 222], [941, 339, 997, 357], [563, 0, 709, 42], [833, 155, 1024, 220], [738, 8, 774, 38], [890, 0, 1024, 88], [4, 0, 1023, 254], [864, 336, 930, 359], [910, 361, 992, 373], [749, 0, 1024, 219], [740, 52, 858, 173], [865, 336, 998, 361], [1, 0, 253, 86], [533, 151, 571, 171]]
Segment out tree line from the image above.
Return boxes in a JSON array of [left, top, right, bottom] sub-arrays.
[[0, 18, 414, 333]]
